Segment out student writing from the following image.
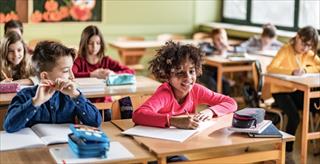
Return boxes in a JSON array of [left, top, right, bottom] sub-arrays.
[[72, 25, 135, 103], [198, 28, 234, 95], [0, 31, 36, 85], [3, 41, 102, 133], [267, 26, 320, 152], [133, 41, 237, 129]]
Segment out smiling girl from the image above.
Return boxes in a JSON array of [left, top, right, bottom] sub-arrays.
[[0, 31, 34, 84], [133, 41, 237, 129]]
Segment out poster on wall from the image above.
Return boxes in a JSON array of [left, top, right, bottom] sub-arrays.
[[0, 0, 19, 23], [31, 0, 102, 23]]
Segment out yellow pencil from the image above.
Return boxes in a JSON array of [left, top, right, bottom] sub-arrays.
[[1, 70, 9, 79]]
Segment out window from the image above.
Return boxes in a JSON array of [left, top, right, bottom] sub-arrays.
[[222, 0, 320, 31], [223, 0, 247, 20]]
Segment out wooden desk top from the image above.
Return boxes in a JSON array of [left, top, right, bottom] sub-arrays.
[[108, 40, 200, 50], [205, 55, 255, 64], [112, 114, 294, 157], [0, 76, 161, 105], [265, 73, 320, 88], [83, 76, 161, 98], [0, 122, 155, 164]]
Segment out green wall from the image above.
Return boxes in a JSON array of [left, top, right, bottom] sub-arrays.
[[0, 0, 221, 75], [1, 0, 221, 46]]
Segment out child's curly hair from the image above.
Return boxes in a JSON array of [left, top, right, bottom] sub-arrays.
[[149, 41, 204, 82]]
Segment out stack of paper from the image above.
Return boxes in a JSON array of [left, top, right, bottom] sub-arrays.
[[74, 78, 105, 93], [121, 120, 215, 142], [49, 142, 134, 163]]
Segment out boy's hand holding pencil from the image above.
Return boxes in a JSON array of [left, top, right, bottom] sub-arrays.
[[33, 78, 80, 106]]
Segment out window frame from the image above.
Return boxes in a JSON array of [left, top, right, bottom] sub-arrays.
[[221, 0, 319, 32]]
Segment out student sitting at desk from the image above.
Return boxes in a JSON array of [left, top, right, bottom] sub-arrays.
[[240, 23, 283, 52], [0, 31, 36, 85], [198, 28, 234, 95], [4, 20, 23, 36], [72, 25, 135, 121], [3, 41, 102, 133], [133, 41, 237, 129], [267, 26, 320, 153]]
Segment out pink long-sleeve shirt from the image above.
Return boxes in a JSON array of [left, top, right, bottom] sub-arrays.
[[133, 82, 237, 127]]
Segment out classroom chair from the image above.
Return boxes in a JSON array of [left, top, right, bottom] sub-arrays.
[[156, 33, 185, 42], [192, 32, 211, 42], [252, 60, 285, 130], [28, 38, 61, 51], [111, 95, 150, 120], [93, 102, 113, 122], [116, 36, 145, 72]]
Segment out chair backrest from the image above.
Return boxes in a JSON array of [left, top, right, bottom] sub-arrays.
[[28, 38, 61, 50], [192, 32, 211, 41], [111, 95, 151, 120], [157, 33, 185, 42], [242, 60, 263, 108]]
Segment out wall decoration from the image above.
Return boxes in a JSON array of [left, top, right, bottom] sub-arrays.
[[31, 0, 102, 23], [0, 0, 19, 23]]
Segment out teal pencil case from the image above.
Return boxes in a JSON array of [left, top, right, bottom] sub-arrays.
[[106, 74, 136, 86], [68, 124, 110, 158]]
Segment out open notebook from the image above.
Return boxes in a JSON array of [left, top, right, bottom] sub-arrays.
[[49, 142, 134, 164], [121, 120, 215, 142], [0, 123, 71, 151]]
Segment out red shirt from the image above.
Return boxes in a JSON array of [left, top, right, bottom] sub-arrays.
[[72, 56, 135, 78], [72, 56, 135, 103], [133, 82, 237, 127]]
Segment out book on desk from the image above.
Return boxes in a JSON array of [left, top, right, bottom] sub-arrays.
[[228, 120, 272, 134], [0, 123, 70, 151], [248, 123, 282, 138]]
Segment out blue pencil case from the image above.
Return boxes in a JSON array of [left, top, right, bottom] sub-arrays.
[[68, 124, 110, 158], [106, 74, 136, 86]]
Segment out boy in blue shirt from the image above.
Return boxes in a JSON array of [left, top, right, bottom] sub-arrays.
[[4, 41, 102, 133]]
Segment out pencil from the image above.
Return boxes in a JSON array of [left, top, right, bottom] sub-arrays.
[[184, 109, 190, 117], [1, 70, 8, 79]]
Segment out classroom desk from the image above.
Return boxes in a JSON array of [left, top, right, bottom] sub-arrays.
[[0, 76, 161, 106], [204, 55, 255, 93], [108, 40, 200, 66], [264, 74, 320, 164], [0, 122, 155, 164], [112, 114, 295, 164]]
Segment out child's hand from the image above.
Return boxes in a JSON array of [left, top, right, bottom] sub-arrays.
[[90, 68, 107, 79], [1, 78, 13, 83], [104, 69, 115, 76], [54, 78, 80, 98], [292, 68, 305, 76], [32, 80, 56, 106], [193, 109, 214, 121], [170, 116, 199, 129]]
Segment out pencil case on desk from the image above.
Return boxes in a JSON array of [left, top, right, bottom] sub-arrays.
[[106, 74, 136, 86], [0, 83, 20, 93], [68, 124, 110, 158], [232, 108, 265, 128]]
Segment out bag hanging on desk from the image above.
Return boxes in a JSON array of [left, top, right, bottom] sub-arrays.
[[106, 74, 136, 86]]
